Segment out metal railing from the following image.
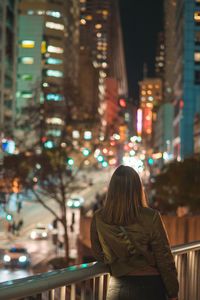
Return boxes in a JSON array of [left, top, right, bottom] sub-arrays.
[[0, 241, 199, 300]]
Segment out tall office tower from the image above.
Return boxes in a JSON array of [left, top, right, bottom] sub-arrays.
[[16, 0, 79, 150], [79, 0, 128, 140], [173, 0, 200, 159], [155, 32, 165, 79], [0, 0, 17, 150], [138, 78, 162, 149]]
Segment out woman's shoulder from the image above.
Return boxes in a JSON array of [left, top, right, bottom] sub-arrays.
[[139, 207, 159, 219]]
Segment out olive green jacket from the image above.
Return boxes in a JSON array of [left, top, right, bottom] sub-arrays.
[[90, 207, 179, 298]]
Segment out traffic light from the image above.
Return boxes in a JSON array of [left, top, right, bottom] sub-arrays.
[[82, 148, 90, 156], [67, 158, 74, 166], [97, 155, 104, 162], [148, 158, 154, 165]]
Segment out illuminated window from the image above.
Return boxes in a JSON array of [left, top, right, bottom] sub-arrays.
[[148, 84, 153, 89], [41, 41, 46, 54], [46, 94, 64, 101], [194, 52, 200, 62], [20, 74, 33, 81], [21, 91, 33, 98], [20, 57, 34, 64], [46, 117, 64, 125], [45, 22, 64, 30], [95, 23, 102, 29], [72, 130, 80, 139], [155, 84, 159, 89], [84, 131, 92, 140], [46, 70, 63, 77], [46, 58, 63, 65], [47, 45, 64, 54], [194, 11, 200, 22], [46, 11, 61, 18], [141, 90, 146, 95], [20, 40, 35, 48], [80, 19, 86, 25], [85, 15, 92, 20], [141, 97, 146, 101], [47, 130, 61, 137], [147, 90, 152, 95], [195, 31, 200, 45], [102, 62, 107, 68]]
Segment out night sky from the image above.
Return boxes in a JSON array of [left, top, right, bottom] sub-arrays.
[[119, 0, 164, 104]]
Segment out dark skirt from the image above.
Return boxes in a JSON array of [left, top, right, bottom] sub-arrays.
[[106, 275, 167, 300]]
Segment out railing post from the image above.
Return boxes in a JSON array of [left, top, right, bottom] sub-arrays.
[[70, 284, 76, 300], [98, 275, 104, 300]]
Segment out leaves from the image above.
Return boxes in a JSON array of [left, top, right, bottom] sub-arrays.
[[152, 156, 200, 212]]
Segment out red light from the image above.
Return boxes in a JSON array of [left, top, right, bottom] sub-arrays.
[[42, 137, 47, 143], [119, 98, 126, 108]]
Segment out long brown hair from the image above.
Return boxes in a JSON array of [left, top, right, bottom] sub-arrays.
[[103, 165, 148, 225]]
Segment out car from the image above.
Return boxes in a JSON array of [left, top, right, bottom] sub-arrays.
[[66, 195, 84, 208], [3, 246, 31, 268], [30, 224, 49, 240]]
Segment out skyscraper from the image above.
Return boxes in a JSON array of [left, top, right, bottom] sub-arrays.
[[0, 0, 17, 142], [173, 0, 200, 159], [16, 0, 79, 150]]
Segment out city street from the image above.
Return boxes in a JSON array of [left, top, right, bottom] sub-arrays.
[[0, 168, 113, 283]]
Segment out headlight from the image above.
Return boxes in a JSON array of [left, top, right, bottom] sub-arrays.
[[19, 255, 27, 263], [3, 255, 11, 262], [30, 231, 37, 239], [74, 201, 80, 207], [42, 232, 47, 237], [67, 200, 73, 207]]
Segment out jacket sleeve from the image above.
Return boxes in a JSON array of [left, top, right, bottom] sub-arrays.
[[90, 214, 104, 262], [150, 211, 179, 298]]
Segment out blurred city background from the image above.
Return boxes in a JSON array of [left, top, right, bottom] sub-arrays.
[[0, 0, 200, 284]]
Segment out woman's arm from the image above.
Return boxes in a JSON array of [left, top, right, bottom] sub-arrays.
[[150, 211, 179, 299], [90, 214, 104, 262]]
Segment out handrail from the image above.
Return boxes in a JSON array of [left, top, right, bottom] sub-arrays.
[[0, 262, 109, 300], [0, 241, 199, 300]]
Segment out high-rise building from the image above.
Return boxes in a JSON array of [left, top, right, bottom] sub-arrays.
[[155, 32, 165, 79], [0, 0, 17, 143], [172, 0, 200, 159], [16, 0, 79, 150], [138, 78, 162, 148], [79, 0, 128, 141]]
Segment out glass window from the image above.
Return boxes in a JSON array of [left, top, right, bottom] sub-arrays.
[[195, 70, 200, 84], [20, 74, 33, 81], [46, 94, 64, 101], [21, 91, 33, 98], [45, 22, 64, 31], [46, 117, 64, 125], [194, 52, 200, 62], [46, 11, 61, 18], [46, 70, 63, 77], [195, 31, 200, 44], [20, 57, 34, 64], [20, 40, 35, 48], [47, 45, 64, 54], [46, 57, 63, 65]]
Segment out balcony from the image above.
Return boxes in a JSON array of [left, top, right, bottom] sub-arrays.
[[0, 241, 199, 300]]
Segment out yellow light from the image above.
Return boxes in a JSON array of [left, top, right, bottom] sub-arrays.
[[148, 84, 153, 88], [147, 90, 152, 95], [141, 90, 146, 95], [85, 15, 92, 20], [102, 10, 109, 16], [41, 41, 46, 54], [95, 23, 102, 29]]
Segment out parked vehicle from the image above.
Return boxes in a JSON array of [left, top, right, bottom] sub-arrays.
[[30, 224, 49, 240]]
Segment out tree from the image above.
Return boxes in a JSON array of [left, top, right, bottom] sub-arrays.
[[3, 146, 87, 263], [152, 156, 200, 213]]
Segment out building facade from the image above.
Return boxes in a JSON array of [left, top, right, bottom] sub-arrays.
[[173, 0, 200, 159], [16, 0, 76, 150], [0, 0, 17, 145]]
